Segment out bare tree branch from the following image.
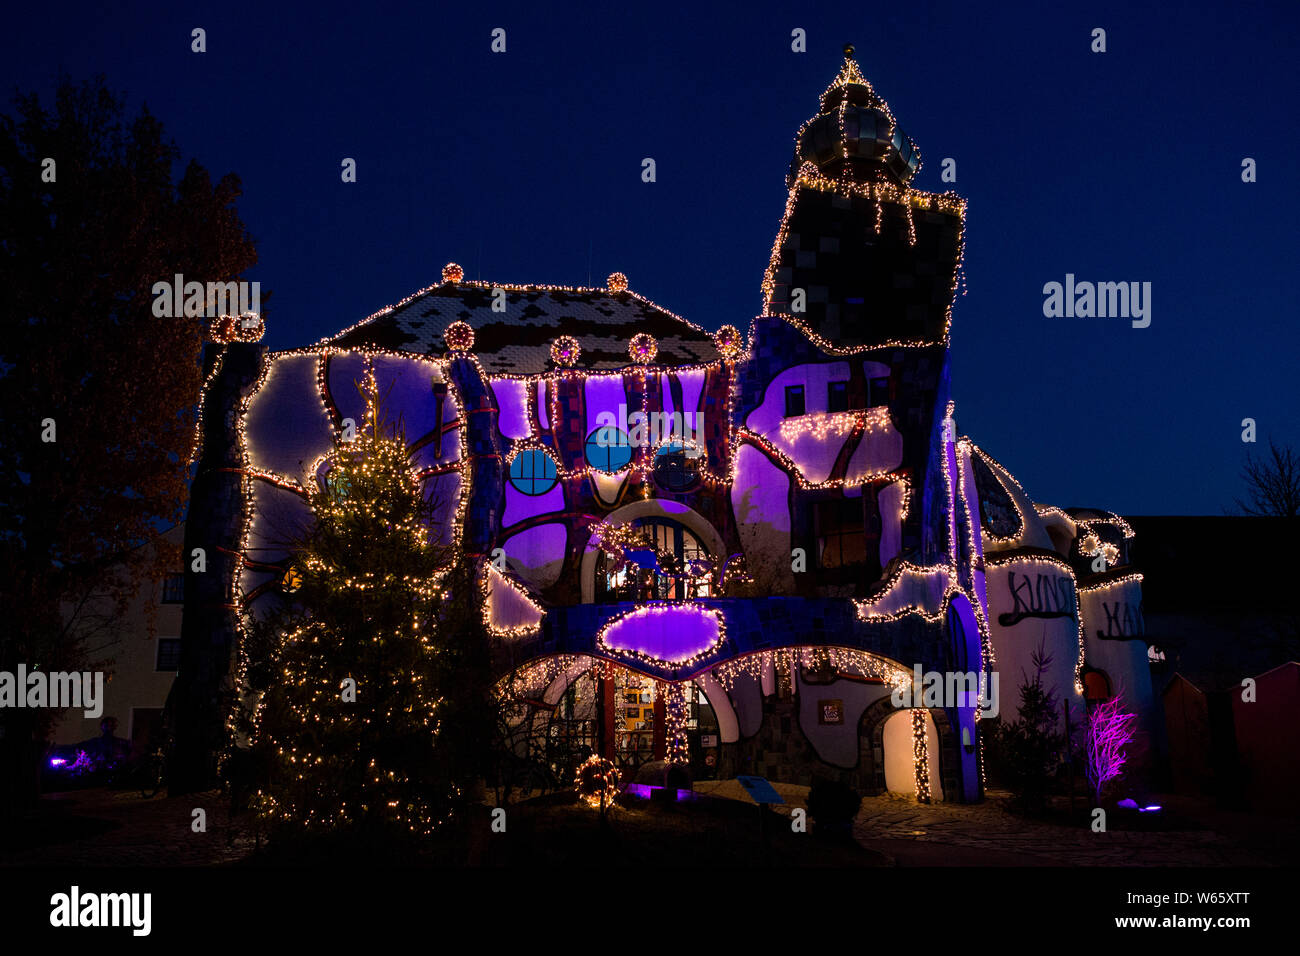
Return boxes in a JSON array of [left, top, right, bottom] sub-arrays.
[[1234, 439, 1300, 518]]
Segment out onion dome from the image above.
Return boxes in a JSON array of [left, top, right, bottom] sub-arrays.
[[791, 45, 921, 187]]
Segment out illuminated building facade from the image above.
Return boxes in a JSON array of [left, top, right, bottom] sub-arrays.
[[174, 50, 1158, 801]]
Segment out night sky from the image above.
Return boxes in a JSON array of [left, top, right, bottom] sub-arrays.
[[5, 0, 1297, 515]]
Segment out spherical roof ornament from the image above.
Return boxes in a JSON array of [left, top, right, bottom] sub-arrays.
[[442, 262, 464, 284], [607, 272, 629, 293], [628, 333, 657, 365], [714, 325, 744, 360], [444, 320, 474, 352], [551, 335, 581, 368], [844, 42, 854, 57]]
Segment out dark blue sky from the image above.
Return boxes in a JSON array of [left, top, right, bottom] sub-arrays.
[[5, 1, 1297, 515]]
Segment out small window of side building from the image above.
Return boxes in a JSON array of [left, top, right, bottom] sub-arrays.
[[156, 638, 182, 672], [784, 385, 805, 418], [827, 380, 849, 413], [867, 376, 891, 407], [162, 572, 184, 604]]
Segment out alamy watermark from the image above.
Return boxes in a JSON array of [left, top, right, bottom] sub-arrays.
[[593, 403, 703, 454], [0, 665, 104, 718], [152, 273, 260, 322], [891, 665, 999, 717], [1042, 274, 1151, 328]]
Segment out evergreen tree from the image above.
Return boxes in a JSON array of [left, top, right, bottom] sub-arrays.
[[250, 381, 480, 839], [984, 643, 1067, 813]]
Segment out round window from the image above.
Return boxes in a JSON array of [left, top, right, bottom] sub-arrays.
[[584, 426, 633, 472], [653, 441, 702, 492], [508, 448, 559, 495]]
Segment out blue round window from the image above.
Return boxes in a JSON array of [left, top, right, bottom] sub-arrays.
[[584, 426, 633, 472], [508, 449, 559, 495], [653, 442, 702, 492]]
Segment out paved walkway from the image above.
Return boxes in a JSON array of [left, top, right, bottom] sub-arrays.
[[851, 791, 1268, 866], [700, 781, 1284, 866]]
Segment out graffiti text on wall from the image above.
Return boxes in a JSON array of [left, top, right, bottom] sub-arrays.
[[1096, 601, 1145, 641], [997, 571, 1077, 627]]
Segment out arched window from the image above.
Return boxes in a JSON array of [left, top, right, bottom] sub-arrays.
[[596, 518, 711, 602], [585, 426, 633, 472], [508, 449, 559, 495], [653, 441, 702, 492], [1083, 669, 1112, 702]]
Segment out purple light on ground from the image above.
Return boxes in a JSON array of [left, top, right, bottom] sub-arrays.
[[599, 604, 722, 665], [49, 757, 66, 767], [622, 784, 695, 803]]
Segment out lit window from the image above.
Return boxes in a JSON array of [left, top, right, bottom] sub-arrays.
[[784, 385, 805, 418], [508, 449, 559, 495], [596, 518, 710, 602], [584, 426, 633, 472]]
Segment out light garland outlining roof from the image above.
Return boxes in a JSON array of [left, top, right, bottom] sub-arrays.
[[321, 270, 720, 375]]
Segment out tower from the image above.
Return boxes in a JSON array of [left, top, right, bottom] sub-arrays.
[[739, 47, 968, 585]]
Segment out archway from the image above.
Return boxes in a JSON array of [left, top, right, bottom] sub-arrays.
[[499, 656, 731, 786], [580, 499, 724, 603]]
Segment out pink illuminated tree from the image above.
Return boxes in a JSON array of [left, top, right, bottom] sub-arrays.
[[1084, 696, 1138, 804]]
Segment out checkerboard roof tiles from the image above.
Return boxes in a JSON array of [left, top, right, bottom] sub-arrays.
[[322, 279, 720, 375]]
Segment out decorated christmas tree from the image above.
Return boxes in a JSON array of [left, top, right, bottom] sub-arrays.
[[250, 377, 489, 839]]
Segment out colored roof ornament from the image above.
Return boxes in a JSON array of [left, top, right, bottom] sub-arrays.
[[441, 262, 464, 284], [715, 324, 743, 360], [206, 312, 265, 344], [444, 320, 474, 351], [628, 332, 657, 365], [551, 334, 581, 367], [607, 272, 629, 293]]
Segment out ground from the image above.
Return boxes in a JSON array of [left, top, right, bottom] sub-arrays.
[[2, 784, 1295, 867]]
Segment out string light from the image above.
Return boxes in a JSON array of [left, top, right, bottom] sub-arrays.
[[574, 755, 620, 809], [912, 708, 932, 804]]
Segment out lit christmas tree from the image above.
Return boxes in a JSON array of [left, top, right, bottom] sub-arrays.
[[250, 377, 489, 839]]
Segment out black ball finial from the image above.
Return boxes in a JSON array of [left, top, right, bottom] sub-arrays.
[[844, 43, 854, 57]]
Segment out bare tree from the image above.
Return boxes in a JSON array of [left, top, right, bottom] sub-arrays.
[[1235, 440, 1300, 518]]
